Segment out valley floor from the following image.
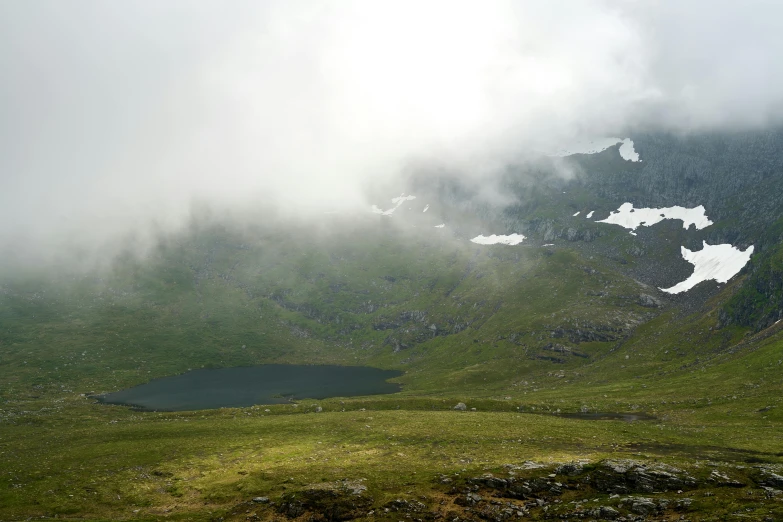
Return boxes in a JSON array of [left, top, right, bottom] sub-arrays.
[[1, 393, 782, 521]]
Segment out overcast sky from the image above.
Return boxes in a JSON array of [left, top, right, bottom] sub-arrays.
[[2, 1, 783, 265]]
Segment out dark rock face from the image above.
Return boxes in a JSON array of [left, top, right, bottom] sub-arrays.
[[760, 471, 783, 488], [550, 321, 626, 344], [555, 462, 585, 476], [375, 309, 474, 352]]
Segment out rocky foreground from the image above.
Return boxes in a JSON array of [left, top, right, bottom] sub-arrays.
[[221, 459, 783, 521]]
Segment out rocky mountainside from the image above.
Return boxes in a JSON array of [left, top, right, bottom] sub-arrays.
[[408, 129, 783, 330], [1, 128, 781, 397]]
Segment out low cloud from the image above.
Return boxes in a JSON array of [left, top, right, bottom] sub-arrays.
[[2, 1, 783, 267]]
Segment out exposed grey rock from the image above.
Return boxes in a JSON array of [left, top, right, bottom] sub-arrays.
[[591, 459, 696, 493], [638, 294, 662, 308], [709, 469, 745, 487], [462, 492, 483, 506], [252, 496, 270, 503], [599, 505, 620, 519], [626, 497, 656, 515], [454, 402, 467, 411], [469, 473, 508, 490]]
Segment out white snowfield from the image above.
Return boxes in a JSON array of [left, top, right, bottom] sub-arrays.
[[597, 202, 713, 231], [470, 233, 526, 245], [371, 194, 416, 216], [586, 211, 594, 219], [549, 137, 640, 162], [573, 211, 580, 217], [661, 242, 754, 294]]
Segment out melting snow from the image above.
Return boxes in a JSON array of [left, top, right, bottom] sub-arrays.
[[423, 204, 429, 213], [371, 194, 416, 215], [661, 242, 754, 294], [573, 211, 581, 217], [586, 211, 594, 219], [618, 139, 640, 161], [597, 202, 713, 231], [434, 224, 445, 228], [470, 234, 526, 245], [542, 243, 555, 246], [549, 137, 640, 162]]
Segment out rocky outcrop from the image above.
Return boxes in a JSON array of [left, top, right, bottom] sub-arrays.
[[590, 460, 697, 494], [277, 481, 372, 522]]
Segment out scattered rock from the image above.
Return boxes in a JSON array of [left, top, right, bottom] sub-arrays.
[[252, 497, 270, 504], [454, 402, 467, 411], [675, 498, 693, 510], [383, 498, 427, 513], [277, 480, 371, 521], [455, 492, 483, 506]]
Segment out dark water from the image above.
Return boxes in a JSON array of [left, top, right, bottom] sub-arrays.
[[556, 412, 656, 422], [96, 365, 403, 412]]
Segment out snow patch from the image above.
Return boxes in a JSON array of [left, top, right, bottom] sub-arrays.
[[434, 223, 445, 228], [470, 233, 526, 245], [618, 139, 640, 161], [597, 202, 713, 231], [423, 204, 429, 213], [573, 211, 581, 217], [549, 137, 640, 162], [586, 211, 594, 219], [660, 242, 754, 294], [371, 194, 416, 216], [542, 243, 555, 247]]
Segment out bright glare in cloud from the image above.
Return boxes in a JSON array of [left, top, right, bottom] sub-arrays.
[[1, 1, 783, 265]]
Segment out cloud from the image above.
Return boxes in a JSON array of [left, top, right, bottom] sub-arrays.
[[1, 1, 783, 266]]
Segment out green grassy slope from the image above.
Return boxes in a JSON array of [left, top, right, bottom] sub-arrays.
[[2, 217, 782, 520]]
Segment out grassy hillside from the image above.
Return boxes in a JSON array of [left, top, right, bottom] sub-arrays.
[[3, 138, 783, 520], [2, 214, 783, 521]]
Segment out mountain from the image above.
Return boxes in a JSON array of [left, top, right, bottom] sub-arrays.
[[1, 129, 782, 521]]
